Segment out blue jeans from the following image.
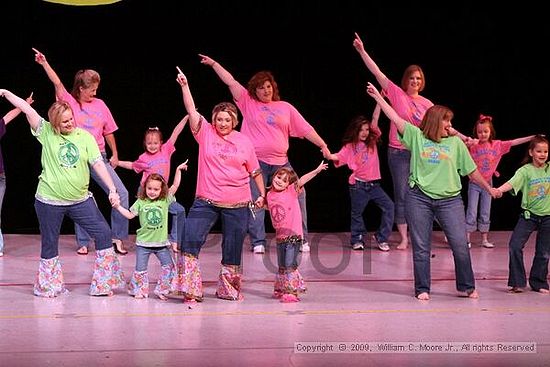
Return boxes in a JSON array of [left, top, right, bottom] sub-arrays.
[[508, 212, 550, 291], [75, 153, 129, 248], [35, 198, 112, 259], [0, 173, 5, 253], [183, 198, 248, 265], [135, 245, 173, 272], [405, 186, 475, 296], [387, 147, 410, 225], [349, 181, 394, 245], [168, 201, 186, 248], [248, 160, 308, 248], [277, 241, 300, 270], [465, 180, 492, 233]]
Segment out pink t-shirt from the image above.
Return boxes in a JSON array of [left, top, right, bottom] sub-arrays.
[[267, 184, 303, 239], [334, 141, 381, 184], [468, 140, 513, 181], [193, 116, 259, 204], [60, 90, 118, 152], [384, 81, 433, 150], [236, 85, 314, 165], [132, 141, 176, 186]]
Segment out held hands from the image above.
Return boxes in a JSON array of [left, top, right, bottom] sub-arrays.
[[254, 195, 265, 209], [198, 54, 216, 67], [489, 187, 502, 199], [32, 48, 47, 65], [108, 191, 120, 208], [321, 145, 332, 159]]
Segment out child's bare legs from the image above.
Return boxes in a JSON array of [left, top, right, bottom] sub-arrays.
[[396, 223, 408, 250]]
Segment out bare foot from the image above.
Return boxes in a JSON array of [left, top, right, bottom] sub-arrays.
[[508, 287, 524, 293], [76, 246, 88, 255], [457, 289, 479, 298], [416, 292, 430, 300], [396, 242, 408, 250], [536, 288, 549, 294]]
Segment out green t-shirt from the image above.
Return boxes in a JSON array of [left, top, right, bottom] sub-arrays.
[[32, 119, 102, 203], [507, 163, 550, 216], [130, 195, 175, 247], [400, 123, 476, 199]]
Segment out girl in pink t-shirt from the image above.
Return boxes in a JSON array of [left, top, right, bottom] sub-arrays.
[[327, 105, 394, 252], [461, 114, 535, 248], [117, 116, 188, 252], [268, 161, 328, 302]]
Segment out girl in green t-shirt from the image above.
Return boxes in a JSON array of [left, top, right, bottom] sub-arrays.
[[114, 162, 187, 300]]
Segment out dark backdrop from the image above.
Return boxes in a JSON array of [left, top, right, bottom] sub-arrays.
[[1, 1, 548, 234]]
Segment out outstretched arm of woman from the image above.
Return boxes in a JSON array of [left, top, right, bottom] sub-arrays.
[[175, 67, 200, 133], [468, 169, 502, 199], [0, 89, 41, 131], [304, 129, 331, 159], [353, 32, 389, 90], [365, 82, 408, 135], [32, 48, 68, 99], [91, 159, 120, 207], [3, 92, 34, 125], [199, 54, 244, 101]]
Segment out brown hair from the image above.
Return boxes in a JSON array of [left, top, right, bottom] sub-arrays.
[[246, 71, 280, 102], [420, 105, 454, 142], [401, 65, 426, 92], [342, 115, 381, 149], [47, 101, 74, 135], [269, 167, 299, 190], [522, 134, 549, 165], [473, 114, 496, 142], [71, 69, 100, 106], [143, 127, 164, 150], [212, 102, 239, 128], [138, 173, 169, 200]]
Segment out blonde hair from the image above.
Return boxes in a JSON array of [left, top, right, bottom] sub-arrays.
[[212, 102, 239, 128], [47, 101, 73, 135]]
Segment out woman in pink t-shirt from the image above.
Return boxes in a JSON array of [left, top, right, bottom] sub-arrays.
[[199, 54, 330, 254], [33, 48, 129, 255], [268, 161, 327, 302], [353, 33, 433, 250], [174, 68, 265, 302]]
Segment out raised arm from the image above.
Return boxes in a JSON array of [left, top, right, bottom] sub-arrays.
[[509, 135, 536, 147], [353, 32, 389, 90], [168, 160, 188, 196], [33, 48, 68, 98], [366, 82, 408, 135], [175, 67, 200, 133], [199, 54, 244, 101], [297, 161, 328, 188], [166, 115, 189, 146], [2, 92, 34, 125], [0, 89, 42, 131]]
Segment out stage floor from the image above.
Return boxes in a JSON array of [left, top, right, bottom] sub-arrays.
[[0, 231, 548, 367]]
